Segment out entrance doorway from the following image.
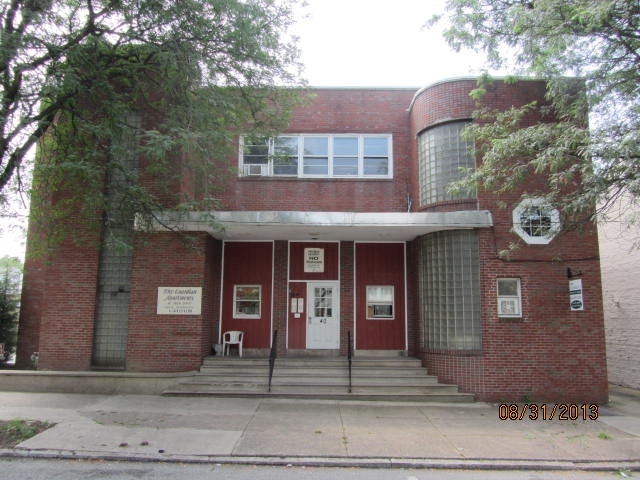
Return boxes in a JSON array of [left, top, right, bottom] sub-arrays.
[[306, 282, 339, 349]]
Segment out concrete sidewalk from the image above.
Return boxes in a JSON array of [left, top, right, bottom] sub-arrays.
[[0, 385, 639, 472]]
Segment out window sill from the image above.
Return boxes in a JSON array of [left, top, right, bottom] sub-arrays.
[[238, 177, 394, 182], [498, 316, 525, 322]]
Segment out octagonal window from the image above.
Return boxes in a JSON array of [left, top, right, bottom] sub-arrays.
[[512, 198, 560, 245]]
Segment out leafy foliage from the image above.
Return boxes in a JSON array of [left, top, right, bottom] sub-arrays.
[[1, 0, 305, 248], [430, 1, 640, 231], [0, 256, 21, 361]]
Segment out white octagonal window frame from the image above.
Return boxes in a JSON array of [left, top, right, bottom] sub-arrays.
[[512, 197, 561, 245]]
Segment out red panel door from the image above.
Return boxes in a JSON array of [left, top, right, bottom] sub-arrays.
[[355, 243, 406, 350], [221, 242, 273, 349], [287, 281, 307, 349]]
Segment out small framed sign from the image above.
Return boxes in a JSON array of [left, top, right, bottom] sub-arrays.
[[569, 279, 584, 311], [304, 248, 325, 273], [157, 287, 202, 315]]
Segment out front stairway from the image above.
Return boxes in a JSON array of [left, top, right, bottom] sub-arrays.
[[163, 356, 474, 402]]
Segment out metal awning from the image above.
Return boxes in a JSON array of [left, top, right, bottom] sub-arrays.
[[150, 210, 493, 241]]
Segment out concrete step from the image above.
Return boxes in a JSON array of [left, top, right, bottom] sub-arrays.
[[202, 356, 424, 367], [198, 367, 433, 378], [163, 384, 474, 403], [163, 355, 475, 403], [180, 375, 441, 387]]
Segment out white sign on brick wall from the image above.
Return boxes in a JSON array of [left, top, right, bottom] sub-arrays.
[[304, 248, 324, 273], [157, 287, 202, 315], [569, 279, 584, 311]]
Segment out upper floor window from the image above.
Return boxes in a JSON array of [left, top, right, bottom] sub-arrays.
[[418, 121, 475, 205], [240, 134, 392, 179], [512, 198, 561, 245]]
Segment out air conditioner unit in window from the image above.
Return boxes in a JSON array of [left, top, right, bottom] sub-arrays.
[[244, 164, 268, 176], [498, 298, 520, 317]]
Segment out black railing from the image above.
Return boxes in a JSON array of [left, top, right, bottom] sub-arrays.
[[347, 330, 352, 393], [268, 329, 278, 392]]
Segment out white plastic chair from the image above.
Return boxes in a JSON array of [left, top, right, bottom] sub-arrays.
[[222, 330, 244, 357]]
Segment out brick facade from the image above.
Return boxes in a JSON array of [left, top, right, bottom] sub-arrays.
[[126, 232, 220, 372], [17, 79, 608, 402]]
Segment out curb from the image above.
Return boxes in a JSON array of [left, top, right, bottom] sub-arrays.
[[2, 449, 640, 472]]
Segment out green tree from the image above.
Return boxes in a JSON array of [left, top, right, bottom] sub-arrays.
[[0, 256, 21, 362], [1, 0, 304, 247], [430, 1, 640, 231]]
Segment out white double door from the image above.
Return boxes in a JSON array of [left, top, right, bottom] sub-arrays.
[[306, 282, 339, 349]]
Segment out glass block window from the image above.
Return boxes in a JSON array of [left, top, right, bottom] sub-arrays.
[[92, 114, 139, 369], [366, 286, 394, 319], [234, 285, 261, 318], [418, 121, 475, 205], [422, 230, 481, 350], [497, 278, 522, 318], [93, 240, 133, 368]]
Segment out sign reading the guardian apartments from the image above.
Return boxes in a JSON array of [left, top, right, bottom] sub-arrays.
[[157, 287, 202, 315]]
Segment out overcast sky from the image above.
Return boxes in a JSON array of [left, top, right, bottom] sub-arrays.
[[292, 0, 492, 87], [0, 0, 497, 260]]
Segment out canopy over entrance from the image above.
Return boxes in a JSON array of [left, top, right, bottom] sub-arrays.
[[151, 210, 493, 241]]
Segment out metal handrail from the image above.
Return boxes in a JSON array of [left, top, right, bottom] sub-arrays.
[[347, 330, 352, 393], [268, 329, 278, 392]]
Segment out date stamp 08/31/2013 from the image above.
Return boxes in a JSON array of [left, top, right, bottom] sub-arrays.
[[498, 403, 599, 421]]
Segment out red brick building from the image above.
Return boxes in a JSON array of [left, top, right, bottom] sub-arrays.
[[17, 78, 608, 402]]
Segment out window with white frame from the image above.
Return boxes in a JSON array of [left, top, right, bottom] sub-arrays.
[[366, 286, 394, 319], [233, 285, 261, 318], [273, 136, 298, 175], [497, 278, 522, 318], [241, 136, 270, 176], [240, 134, 392, 178], [512, 198, 561, 245]]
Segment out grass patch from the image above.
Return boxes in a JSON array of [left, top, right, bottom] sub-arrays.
[[0, 419, 55, 448]]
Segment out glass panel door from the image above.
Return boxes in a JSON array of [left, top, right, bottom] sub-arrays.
[[307, 282, 339, 349]]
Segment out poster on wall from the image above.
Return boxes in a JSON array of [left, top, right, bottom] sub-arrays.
[[157, 287, 202, 315], [569, 279, 584, 311], [304, 248, 325, 273]]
